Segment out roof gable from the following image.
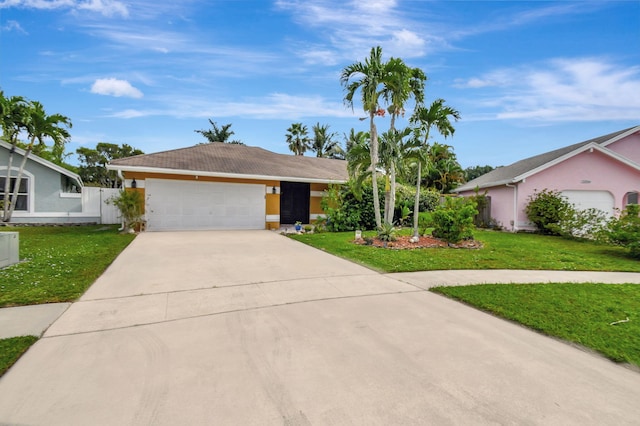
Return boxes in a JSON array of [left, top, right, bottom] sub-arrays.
[[108, 142, 348, 183], [455, 125, 640, 192], [0, 140, 83, 185]]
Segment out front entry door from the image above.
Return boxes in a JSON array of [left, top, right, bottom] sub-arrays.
[[279, 181, 310, 224]]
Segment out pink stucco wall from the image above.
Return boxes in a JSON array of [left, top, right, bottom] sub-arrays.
[[607, 133, 640, 163], [459, 143, 640, 231]]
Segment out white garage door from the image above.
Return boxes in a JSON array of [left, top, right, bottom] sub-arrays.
[[561, 190, 615, 217], [145, 179, 265, 231]]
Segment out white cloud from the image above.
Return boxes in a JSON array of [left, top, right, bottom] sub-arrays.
[[1, 20, 27, 33], [90, 78, 143, 98], [460, 58, 640, 122], [0, 0, 128, 17]]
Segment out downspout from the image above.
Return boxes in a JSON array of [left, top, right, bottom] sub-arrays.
[[506, 183, 518, 232], [116, 169, 125, 231]]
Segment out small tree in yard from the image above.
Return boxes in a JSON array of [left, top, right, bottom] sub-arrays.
[[525, 189, 573, 235], [428, 196, 477, 243], [606, 204, 640, 258], [107, 190, 144, 232]]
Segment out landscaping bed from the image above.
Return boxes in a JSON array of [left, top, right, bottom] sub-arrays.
[[355, 234, 483, 249]]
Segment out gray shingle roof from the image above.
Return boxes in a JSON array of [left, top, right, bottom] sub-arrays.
[[454, 126, 640, 192], [108, 142, 348, 183]]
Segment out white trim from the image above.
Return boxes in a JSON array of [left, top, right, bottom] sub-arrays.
[[599, 126, 640, 148], [0, 167, 34, 213], [11, 211, 99, 218], [107, 164, 347, 184], [266, 214, 280, 222], [309, 214, 326, 220], [0, 140, 83, 186], [310, 190, 325, 197], [59, 192, 81, 199]]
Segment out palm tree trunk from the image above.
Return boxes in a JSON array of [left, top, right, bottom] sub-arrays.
[[389, 161, 396, 225], [369, 114, 382, 228], [2, 145, 15, 221], [383, 175, 390, 224], [6, 139, 34, 222], [412, 161, 421, 237]]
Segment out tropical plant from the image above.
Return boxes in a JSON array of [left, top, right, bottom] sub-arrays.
[[3, 99, 72, 222], [285, 122, 310, 155], [341, 46, 393, 229], [376, 221, 397, 242], [1, 92, 30, 220], [409, 99, 460, 237], [106, 189, 144, 231], [195, 119, 243, 144], [311, 123, 344, 159], [465, 165, 495, 181], [378, 126, 416, 224], [606, 204, 640, 258], [424, 143, 464, 193], [430, 196, 478, 243]]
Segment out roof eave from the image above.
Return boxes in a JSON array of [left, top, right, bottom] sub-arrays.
[[106, 164, 348, 184]]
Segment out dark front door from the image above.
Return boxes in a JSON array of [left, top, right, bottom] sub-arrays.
[[279, 181, 310, 224]]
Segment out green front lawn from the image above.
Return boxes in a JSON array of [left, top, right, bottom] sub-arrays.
[[290, 229, 640, 273], [432, 283, 640, 367], [0, 225, 136, 307], [0, 336, 38, 376]]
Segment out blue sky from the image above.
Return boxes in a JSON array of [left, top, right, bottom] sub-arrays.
[[1, 0, 639, 168]]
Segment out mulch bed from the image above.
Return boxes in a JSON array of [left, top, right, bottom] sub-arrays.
[[354, 235, 483, 250]]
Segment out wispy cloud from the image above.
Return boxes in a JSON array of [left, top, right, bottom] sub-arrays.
[[0, 0, 128, 17], [91, 78, 143, 98], [457, 58, 640, 122], [1, 19, 27, 33]]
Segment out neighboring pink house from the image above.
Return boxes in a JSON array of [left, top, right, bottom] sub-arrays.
[[454, 126, 640, 231]]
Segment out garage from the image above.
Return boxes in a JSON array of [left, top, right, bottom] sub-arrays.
[[561, 190, 615, 217], [145, 179, 266, 231]]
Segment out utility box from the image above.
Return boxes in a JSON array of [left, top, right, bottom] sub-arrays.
[[0, 232, 19, 269]]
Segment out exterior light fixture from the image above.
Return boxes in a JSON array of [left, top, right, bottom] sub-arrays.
[[272, 186, 277, 194], [131, 179, 137, 188]]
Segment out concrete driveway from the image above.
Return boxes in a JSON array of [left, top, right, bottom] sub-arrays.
[[1, 231, 639, 425]]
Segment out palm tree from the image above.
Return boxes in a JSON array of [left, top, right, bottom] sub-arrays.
[[195, 119, 244, 144], [379, 126, 415, 224], [4, 101, 72, 222], [311, 123, 344, 159], [1, 92, 30, 220], [341, 46, 391, 228], [345, 130, 372, 195], [409, 99, 460, 237], [285, 122, 310, 155]]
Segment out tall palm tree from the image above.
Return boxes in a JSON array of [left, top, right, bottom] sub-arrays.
[[341, 46, 389, 228], [409, 99, 460, 237], [345, 130, 372, 195], [5, 101, 72, 222], [1, 92, 30, 219], [379, 126, 414, 224], [195, 119, 244, 144], [311, 123, 344, 159], [285, 122, 310, 156]]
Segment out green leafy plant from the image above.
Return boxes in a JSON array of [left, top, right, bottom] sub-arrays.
[[106, 189, 144, 232], [431, 196, 477, 243], [376, 222, 397, 242], [525, 189, 573, 235], [418, 211, 433, 236], [303, 225, 313, 232], [606, 204, 640, 258]]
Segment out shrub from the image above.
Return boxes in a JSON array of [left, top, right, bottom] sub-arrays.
[[106, 189, 144, 231], [431, 197, 477, 243], [376, 222, 397, 242], [550, 207, 609, 240], [525, 189, 573, 235], [321, 182, 379, 231], [606, 204, 640, 258]]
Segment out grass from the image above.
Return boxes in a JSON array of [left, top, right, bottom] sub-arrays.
[[431, 283, 640, 367], [290, 229, 640, 273], [0, 225, 136, 307], [0, 336, 38, 376]]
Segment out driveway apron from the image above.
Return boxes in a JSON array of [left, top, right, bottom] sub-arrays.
[[0, 230, 639, 425]]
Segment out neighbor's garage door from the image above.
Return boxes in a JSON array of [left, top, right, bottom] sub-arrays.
[[145, 179, 265, 231], [561, 190, 615, 217]]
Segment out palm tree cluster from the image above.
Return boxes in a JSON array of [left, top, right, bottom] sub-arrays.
[[0, 91, 72, 222], [341, 46, 461, 236], [195, 119, 244, 144], [285, 122, 345, 159]]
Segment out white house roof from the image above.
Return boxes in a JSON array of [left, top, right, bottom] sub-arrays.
[[0, 140, 84, 186], [454, 126, 640, 192]]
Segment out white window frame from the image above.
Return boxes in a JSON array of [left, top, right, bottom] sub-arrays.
[[0, 168, 34, 213]]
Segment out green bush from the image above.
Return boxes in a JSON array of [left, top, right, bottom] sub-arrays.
[[376, 222, 397, 242], [606, 204, 640, 258], [431, 196, 477, 243], [550, 207, 609, 240], [525, 189, 573, 235], [321, 182, 379, 231], [106, 189, 144, 231]]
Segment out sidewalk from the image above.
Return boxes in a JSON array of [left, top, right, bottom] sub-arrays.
[[0, 303, 70, 339]]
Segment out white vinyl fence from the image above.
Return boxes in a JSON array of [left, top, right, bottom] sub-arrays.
[[82, 187, 121, 224]]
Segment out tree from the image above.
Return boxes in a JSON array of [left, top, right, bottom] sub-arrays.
[[378, 126, 415, 224], [311, 123, 344, 159], [195, 119, 244, 144], [341, 46, 392, 229], [76, 142, 144, 187], [464, 165, 495, 181], [425, 143, 464, 193], [285, 122, 310, 155], [409, 99, 460, 237], [4, 100, 72, 222], [0, 92, 30, 220]]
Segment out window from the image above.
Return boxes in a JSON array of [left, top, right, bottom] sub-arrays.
[[626, 191, 638, 206], [0, 177, 29, 211]]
